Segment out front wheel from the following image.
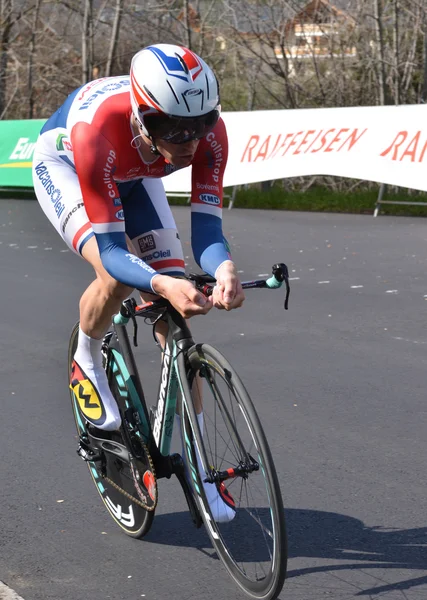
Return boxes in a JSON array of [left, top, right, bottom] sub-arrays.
[[178, 343, 287, 600], [68, 322, 154, 539]]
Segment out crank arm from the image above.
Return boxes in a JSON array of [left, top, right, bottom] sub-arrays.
[[171, 453, 202, 529]]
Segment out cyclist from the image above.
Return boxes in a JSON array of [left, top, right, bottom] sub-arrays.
[[32, 43, 244, 522]]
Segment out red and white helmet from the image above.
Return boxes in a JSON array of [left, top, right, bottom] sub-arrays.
[[130, 43, 221, 144]]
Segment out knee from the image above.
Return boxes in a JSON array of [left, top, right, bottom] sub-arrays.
[[99, 275, 133, 303]]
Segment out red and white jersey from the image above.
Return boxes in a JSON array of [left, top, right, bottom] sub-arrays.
[[36, 75, 230, 291], [40, 76, 227, 231]]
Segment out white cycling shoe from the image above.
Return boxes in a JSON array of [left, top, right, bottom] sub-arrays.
[[70, 329, 121, 431], [195, 452, 236, 524], [177, 413, 236, 523], [70, 359, 122, 431]]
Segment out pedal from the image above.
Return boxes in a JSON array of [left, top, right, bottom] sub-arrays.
[[171, 453, 203, 529], [77, 443, 103, 463], [77, 438, 102, 462]]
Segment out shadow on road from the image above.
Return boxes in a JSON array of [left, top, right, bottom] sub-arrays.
[[143, 507, 427, 596]]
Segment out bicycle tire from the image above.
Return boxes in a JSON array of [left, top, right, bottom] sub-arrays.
[[68, 321, 154, 539], [178, 343, 287, 600]]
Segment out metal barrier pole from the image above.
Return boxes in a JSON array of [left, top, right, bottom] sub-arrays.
[[228, 186, 237, 210], [374, 183, 387, 217]]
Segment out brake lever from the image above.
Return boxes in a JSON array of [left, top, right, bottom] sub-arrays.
[[122, 298, 139, 346], [272, 263, 290, 310]]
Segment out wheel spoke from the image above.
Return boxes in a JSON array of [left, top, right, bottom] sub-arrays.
[[181, 345, 287, 599]]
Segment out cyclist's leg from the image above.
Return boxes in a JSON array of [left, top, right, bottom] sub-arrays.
[[33, 137, 126, 430], [80, 238, 133, 337], [120, 179, 235, 521], [69, 238, 132, 430]]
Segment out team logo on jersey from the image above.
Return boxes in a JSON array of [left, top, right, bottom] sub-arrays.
[[197, 182, 219, 192], [147, 46, 203, 82], [56, 134, 73, 152], [79, 79, 130, 110], [199, 193, 220, 206], [126, 167, 142, 178], [138, 234, 156, 253], [62, 202, 84, 234], [78, 78, 108, 101], [34, 161, 65, 219], [103, 150, 117, 198], [115, 209, 125, 220], [125, 254, 156, 274], [143, 249, 171, 262]]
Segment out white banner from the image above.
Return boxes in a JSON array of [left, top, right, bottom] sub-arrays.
[[163, 104, 427, 193]]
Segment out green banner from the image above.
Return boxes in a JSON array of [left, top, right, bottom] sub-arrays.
[[0, 119, 45, 188]]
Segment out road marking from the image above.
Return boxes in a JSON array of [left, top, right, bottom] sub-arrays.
[[0, 582, 25, 599], [393, 337, 427, 345]]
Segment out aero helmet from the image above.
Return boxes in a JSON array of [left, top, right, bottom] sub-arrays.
[[130, 43, 221, 144]]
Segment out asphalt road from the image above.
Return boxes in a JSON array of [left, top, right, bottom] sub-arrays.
[[0, 199, 426, 600]]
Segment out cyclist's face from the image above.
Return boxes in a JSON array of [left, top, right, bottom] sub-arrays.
[[155, 138, 200, 168]]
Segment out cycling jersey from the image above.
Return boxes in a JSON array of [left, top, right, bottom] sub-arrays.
[[33, 75, 230, 291]]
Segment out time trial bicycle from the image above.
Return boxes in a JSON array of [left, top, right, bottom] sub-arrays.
[[68, 263, 290, 600]]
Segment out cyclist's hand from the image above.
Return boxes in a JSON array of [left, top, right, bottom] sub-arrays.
[[212, 261, 245, 311], [151, 275, 212, 318]]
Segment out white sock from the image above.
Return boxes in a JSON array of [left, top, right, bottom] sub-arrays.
[[72, 328, 121, 431], [176, 412, 236, 523]]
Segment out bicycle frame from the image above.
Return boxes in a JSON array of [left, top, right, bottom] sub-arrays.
[[111, 303, 196, 472], [108, 263, 290, 479]]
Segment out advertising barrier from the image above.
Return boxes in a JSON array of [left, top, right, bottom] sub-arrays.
[[165, 104, 427, 193], [0, 120, 45, 187], [1, 105, 427, 193]]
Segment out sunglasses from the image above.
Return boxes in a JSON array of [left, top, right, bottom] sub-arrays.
[[142, 108, 221, 144]]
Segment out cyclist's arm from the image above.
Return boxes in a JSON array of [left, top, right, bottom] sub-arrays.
[[190, 118, 232, 277], [71, 122, 157, 292]]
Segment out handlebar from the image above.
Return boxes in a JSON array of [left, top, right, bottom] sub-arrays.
[[117, 263, 291, 346], [188, 263, 290, 310], [121, 262, 291, 321]]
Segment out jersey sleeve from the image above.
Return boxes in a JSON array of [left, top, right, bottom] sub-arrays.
[[190, 117, 232, 276], [71, 122, 157, 291]]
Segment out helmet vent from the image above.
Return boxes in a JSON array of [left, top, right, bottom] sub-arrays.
[[175, 53, 189, 74], [205, 74, 210, 99], [181, 90, 204, 113], [167, 80, 180, 105], [143, 85, 162, 108]]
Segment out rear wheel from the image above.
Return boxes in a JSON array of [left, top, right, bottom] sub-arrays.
[[178, 343, 287, 600], [68, 322, 155, 538]]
